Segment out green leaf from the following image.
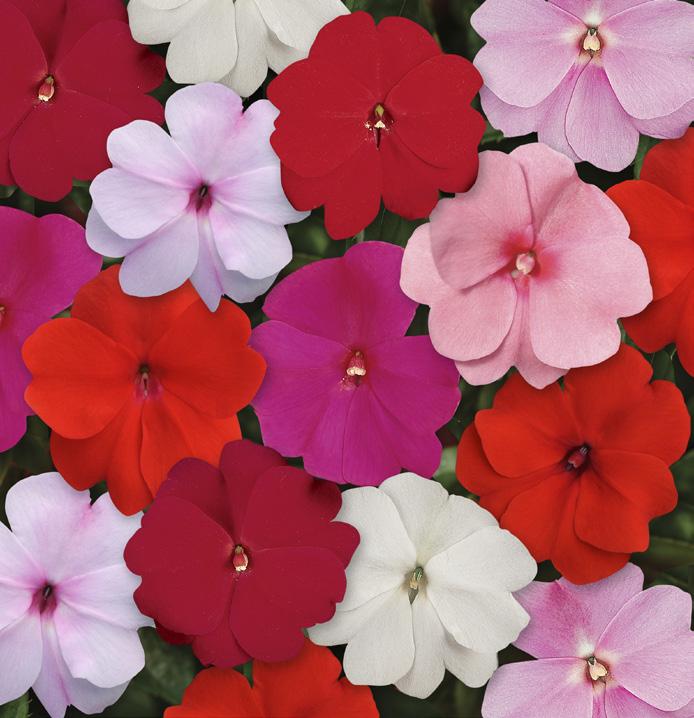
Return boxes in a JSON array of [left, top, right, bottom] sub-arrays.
[[481, 123, 504, 145], [673, 450, 694, 503], [0, 185, 16, 199], [0, 694, 29, 718], [650, 350, 675, 382], [633, 536, 694, 571], [633, 135, 659, 179], [434, 446, 458, 490]]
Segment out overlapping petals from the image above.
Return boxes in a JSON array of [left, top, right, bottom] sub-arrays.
[[472, 0, 694, 170], [457, 344, 690, 583], [268, 11, 485, 238], [125, 440, 359, 666], [22, 266, 265, 514], [401, 144, 652, 388], [0, 0, 165, 200], [608, 129, 694, 375], [164, 639, 378, 717], [483, 565, 694, 718], [0, 473, 150, 718], [250, 241, 461, 486]]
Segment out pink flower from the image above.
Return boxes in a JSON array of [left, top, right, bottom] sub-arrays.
[[400, 144, 652, 389], [251, 242, 461, 486], [87, 82, 307, 311], [482, 564, 694, 718], [472, 0, 694, 171], [0, 474, 150, 718], [0, 207, 101, 452]]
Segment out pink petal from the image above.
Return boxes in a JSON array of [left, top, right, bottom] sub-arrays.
[[428, 274, 517, 362], [514, 564, 644, 659], [0, 611, 43, 706], [0, 523, 38, 629], [597, 586, 694, 711], [604, 686, 694, 718], [602, 0, 694, 120], [565, 61, 639, 171], [400, 224, 450, 306], [634, 99, 694, 139], [472, 0, 584, 107], [86, 209, 147, 259], [429, 151, 532, 290], [550, 0, 650, 22], [482, 658, 593, 718]]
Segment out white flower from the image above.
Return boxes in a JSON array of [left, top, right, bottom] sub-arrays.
[[127, 0, 349, 97], [309, 473, 537, 699]]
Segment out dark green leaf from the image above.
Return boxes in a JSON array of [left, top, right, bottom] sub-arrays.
[[0, 694, 29, 718]]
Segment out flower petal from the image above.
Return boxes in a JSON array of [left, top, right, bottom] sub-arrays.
[[0, 611, 43, 706]]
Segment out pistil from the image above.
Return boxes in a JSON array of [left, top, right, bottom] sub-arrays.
[[38, 76, 55, 102]]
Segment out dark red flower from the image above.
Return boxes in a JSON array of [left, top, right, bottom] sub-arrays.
[[125, 440, 359, 666], [164, 639, 378, 718], [268, 11, 484, 239], [607, 129, 694, 375], [0, 0, 165, 200], [456, 345, 690, 584]]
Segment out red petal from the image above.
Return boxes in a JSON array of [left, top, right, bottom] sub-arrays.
[[640, 127, 694, 206]]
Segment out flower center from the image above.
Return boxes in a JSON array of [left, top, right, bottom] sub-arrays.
[[191, 183, 213, 213], [135, 364, 161, 399], [582, 27, 601, 54], [0, 305, 5, 327], [232, 545, 249, 572], [341, 349, 367, 389], [36, 583, 56, 614], [512, 251, 536, 277], [565, 444, 590, 471], [38, 76, 55, 102], [365, 103, 393, 147], [587, 656, 609, 682], [408, 566, 424, 603]]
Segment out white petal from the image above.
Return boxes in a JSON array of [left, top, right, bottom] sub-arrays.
[[343, 588, 415, 686], [394, 595, 446, 699], [86, 209, 146, 259], [128, 0, 209, 46], [336, 487, 416, 612], [0, 522, 40, 629], [254, 0, 348, 50], [0, 611, 43, 705], [53, 603, 145, 688], [443, 634, 498, 688], [222, 0, 270, 98], [166, 0, 238, 83], [142, 0, 189, 9]]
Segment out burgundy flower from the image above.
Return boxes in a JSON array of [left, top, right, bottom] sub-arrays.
[[0, 0, 165, 200], [124, 440, 359, 666]]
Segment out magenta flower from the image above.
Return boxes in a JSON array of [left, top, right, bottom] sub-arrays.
[[400, 144, 652, 389], [0, 207, 100, 452], [250, 242, 461, 486], [472, 0, 694, 171], [0, 474, 151, 718], [482, 564, 694, 718]]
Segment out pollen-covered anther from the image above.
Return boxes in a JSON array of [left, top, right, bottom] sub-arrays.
[[583, 28, 601, 53], [233, 545, 249, 572], [346, 350, 367, 377], [587, 656, 609, 681], [38, 76, 55, 102]]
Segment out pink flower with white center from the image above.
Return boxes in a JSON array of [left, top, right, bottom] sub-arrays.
[[472, 0, 694, 171], [400, 143, 652, 389], [0, 474, 150, 718], [482, 564, 694, 718], [87, 82, 308, 311]]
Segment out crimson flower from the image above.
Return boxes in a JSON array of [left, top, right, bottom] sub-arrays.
[[608, 129, 694, 375], [164, 639, 378, 718], [456, 345, 690, 584], [268, 11, 485, 239], [0, 0, 165, 200], [125, 440, 359, 666]]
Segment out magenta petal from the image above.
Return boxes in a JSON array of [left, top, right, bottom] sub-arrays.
[[482, 658, 593, 718]]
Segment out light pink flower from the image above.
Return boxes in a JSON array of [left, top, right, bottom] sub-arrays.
[[400, 144, 652, 389], [482, 564, 694, 718], [88, 82, 308, 311], [0, 474, 150, 718], [472, 0, 694, 171]]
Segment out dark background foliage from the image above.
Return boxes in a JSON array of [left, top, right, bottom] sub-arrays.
[[1, 0, 692, 716]]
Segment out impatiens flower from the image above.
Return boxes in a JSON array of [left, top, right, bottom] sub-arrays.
[[608, 130, 694, 375], [310, 472, 537, 699], [125, 440, 358, 667], [127, 0, 348, 98], [472, 0, 694, 171], [250, 242, 461, 486], [401, 144, 652, 389], [457, 344, 690, 584], [482, 564, 694, 718], [0, 207, 100, 452], [88, 83, 307, 311], [22, 266, 265, 515], [0, 473, 150, 718], [268, 11, 485, 239], [0, 0, 165, 200], [164, 639, 378, 718]]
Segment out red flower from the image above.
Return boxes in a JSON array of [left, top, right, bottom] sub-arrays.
[[164, 639, 378, 718], [0, 0, 165, 200], [607, 130, 694, 375], [456, 345, 690, 584], [22, 266, 265, 515], [124, 440, 359, 666], [268, 11, 484, 239]]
